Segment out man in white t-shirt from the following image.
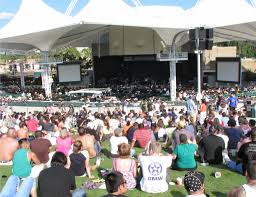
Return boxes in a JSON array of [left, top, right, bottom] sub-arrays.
[[110, 128, 128, 157], [228, 161, 256, 197], [138, 142, 172, 193]]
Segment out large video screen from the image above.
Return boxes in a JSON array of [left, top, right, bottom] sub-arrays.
[[216, 57, 241, 83], [57, 64, 81, 83]]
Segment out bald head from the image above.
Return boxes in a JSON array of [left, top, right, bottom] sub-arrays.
[[7, 128, 17, 138]]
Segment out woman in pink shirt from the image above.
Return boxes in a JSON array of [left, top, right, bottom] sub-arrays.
[[56, 128, 72, 156], [112, 143, 137, 189]]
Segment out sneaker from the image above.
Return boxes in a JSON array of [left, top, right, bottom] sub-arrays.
[[223, 151, 231, 165], [200, 162, 209, 166], [96, 157, 101, 167]]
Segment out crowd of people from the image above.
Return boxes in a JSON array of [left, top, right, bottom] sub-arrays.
[[0, 90, 256, 196]]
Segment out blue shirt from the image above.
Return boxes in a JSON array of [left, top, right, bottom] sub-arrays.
[[228, 96, 238, 107], [226, 127, 243, 149]]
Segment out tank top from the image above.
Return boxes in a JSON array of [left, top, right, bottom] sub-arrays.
[[242, 184, 256, 197], [69, 153, 86, 176], [13, 148, 32, 178]]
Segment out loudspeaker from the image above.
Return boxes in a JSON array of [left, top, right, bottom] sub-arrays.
[[206, 29, 213, 39], [189, 28, 206, 40], [189, 40, 213, 50], [189, 29, 196, 40], [205, 40, 213, 50]]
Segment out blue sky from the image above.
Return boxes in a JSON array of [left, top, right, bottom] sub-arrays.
[[0, 0, 253, 28]]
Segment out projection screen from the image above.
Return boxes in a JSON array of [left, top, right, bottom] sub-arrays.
[[57, 64, 81, 83], [216, 57, 241, 83]]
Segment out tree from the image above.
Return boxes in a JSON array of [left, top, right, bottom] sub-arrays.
[[217, 41, 256, 58]]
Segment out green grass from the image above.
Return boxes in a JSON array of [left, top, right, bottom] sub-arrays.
[[0, 141, 246, 197]]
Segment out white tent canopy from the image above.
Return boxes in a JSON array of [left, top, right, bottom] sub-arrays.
[[185, 0, 256, 43], [0, 0, 77, 51], [1, 0, 256, 51], [75, 0, 132, 26], [188, 0, 256, 28]]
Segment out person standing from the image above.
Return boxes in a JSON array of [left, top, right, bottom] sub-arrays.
[[227, 92, 238, 111]]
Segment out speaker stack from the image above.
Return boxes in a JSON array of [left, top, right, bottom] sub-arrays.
[[189, 28, 214, 50]]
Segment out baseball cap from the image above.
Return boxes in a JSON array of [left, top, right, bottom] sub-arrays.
[[184, 171, 205, 193]]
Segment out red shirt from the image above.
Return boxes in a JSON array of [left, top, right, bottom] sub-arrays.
[[132, 129, 152, 148], [26, 119, 39, 132]]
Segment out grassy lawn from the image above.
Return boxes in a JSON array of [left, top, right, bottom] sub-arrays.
[[0, 141, 246, 197]]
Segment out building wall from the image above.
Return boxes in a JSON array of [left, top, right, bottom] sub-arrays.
[[109, 26, 164, 56]]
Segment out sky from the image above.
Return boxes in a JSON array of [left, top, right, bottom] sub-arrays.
[[0, 0, 254, 28]]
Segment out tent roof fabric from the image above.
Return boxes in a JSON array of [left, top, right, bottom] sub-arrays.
[[0, 0, 77, 51], [1, 0, 256, 51], [187, 0, 256, 28]]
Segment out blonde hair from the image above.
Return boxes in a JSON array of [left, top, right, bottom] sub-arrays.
[[149, 142, 162, 154]]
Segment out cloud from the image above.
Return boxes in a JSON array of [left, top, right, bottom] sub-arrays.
[[0, 12, 14, 20]]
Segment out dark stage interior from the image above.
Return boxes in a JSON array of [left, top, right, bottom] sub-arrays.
[[93, 53, 197, 85]]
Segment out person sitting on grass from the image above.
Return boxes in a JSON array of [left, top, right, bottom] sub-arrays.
[[102, 171, 128, 197], [110, 128, 128, 158], [184, 171, 209, 197], [138, 141, 173, 193], [172, 134, 197, 171], [198, 125, 225, 165], [38, 151, 86, 197], [130, 122, 152, 150], [0, 138, 41, 197], [56, 128, 73, 157], [228, 161, 256, 197], [112, 143, 137, 189], [69, 140, 99, 178]]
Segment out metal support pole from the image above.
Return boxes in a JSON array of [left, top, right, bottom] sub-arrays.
[[169, 58, 176, 102], [169, 30, 187, 101], [41, 51, 52, 99], [196, 28, 201, 95], [197, 52, 201, 94], [20, 63, 25, 89]]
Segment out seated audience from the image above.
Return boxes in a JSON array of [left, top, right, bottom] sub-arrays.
[[138, 141, 172, 193], [0, 138, 41, 197], [38, 151, 85, 197], [225, 119, 243, 151], [184, 171, 209, 197], [110, 128, 128, 158], [199, 126, 225, 164], [228, 161, 256, 197], [69, 140, 98, 177], [0, 128, 19, 163], [56, 128, 72, 156], [30, 130, 52, 164], [112, 143, 137, 189], [130, 123, 152, 150], [102, 171, 128, 197], [226, 129, 256, 175], [76, 127, 99, 158], [172, 134, 197, 170]]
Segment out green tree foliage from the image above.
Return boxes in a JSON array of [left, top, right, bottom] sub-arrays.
[[51, 47, 81, 62], [217, 41, 256, 58], [50, 47, 93, 69]]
